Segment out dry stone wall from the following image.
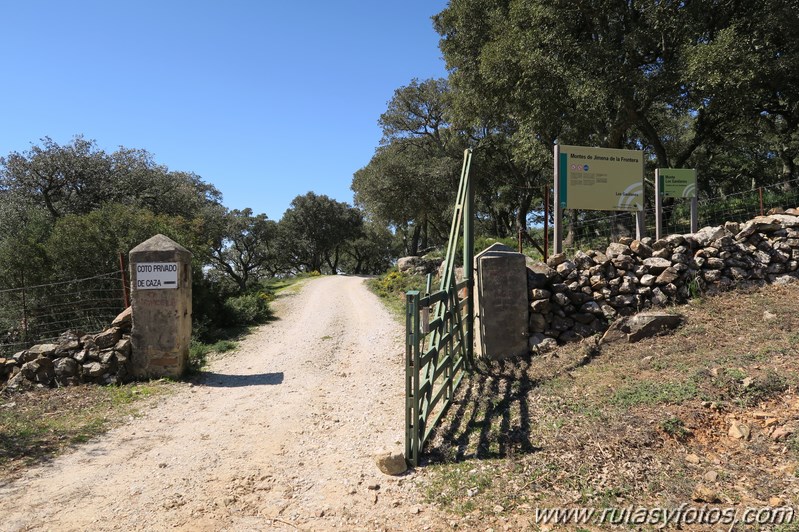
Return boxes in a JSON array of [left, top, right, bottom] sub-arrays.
[[528, 211, 799, 353], [0, 307, 132, 390]]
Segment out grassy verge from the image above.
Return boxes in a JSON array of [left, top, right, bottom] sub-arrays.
[[365, 269, 428, 319], [188, 339, 239, 373], [262, 272, 316, 296], [418, 283, 799, 529], [0, 381, 173, 478]]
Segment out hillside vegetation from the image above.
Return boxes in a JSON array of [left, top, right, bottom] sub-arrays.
[[416, 281, 799, 530]]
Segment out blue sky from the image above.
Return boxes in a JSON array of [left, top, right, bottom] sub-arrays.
[[0, 1, 449, 220]]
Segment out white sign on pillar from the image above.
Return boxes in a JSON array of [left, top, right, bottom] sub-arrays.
[[135, 262, 179, 290]]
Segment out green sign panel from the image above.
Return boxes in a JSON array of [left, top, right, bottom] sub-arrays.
[[558, 145, 644, 211], [659, 168, 697, 198]]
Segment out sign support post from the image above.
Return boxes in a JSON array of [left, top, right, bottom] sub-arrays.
[[553, 143, 563, 254], [655, 168, 663, 240], [636, 210, 645, 241]]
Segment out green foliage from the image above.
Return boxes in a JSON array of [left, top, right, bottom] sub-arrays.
[[208, 208, 279, 292], [366, 269, 428, 317], [660, 417, 691, 441], [221, 293, 272, 327], [339, 221, 398, 275], [353, 79, 464, 256], [434, 0, 799, 200], [687, 273, 704, 301], [188, 339, 238, 373], [0, 136, 223, 220], [423, 461, 497, 515], [46, 204, 186, 278], [368, 269, 427, 298], [278, 192, 363, 274], [712, 369, 789, 407]]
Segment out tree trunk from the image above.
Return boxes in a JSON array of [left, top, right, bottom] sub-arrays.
[[421, 216, 429, 251], [409, 224, 422, 256], [515, 192, 533, 233]]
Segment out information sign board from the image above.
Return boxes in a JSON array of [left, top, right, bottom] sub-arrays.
[[659, 168, 697, 198], [558, 145, 644, 211]]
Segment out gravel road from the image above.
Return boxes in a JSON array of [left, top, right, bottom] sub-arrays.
[[0, 275, 439, 531]]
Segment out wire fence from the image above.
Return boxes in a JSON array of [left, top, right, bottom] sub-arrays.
[[0, 270, 128, 357], [562, 178, 799, 253]]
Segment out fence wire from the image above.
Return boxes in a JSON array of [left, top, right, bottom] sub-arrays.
[[563, 179, 799, 253], [0, 271, 127, 357]]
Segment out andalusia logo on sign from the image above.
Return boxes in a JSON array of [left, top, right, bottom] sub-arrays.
[[617, 181, 645, 210]]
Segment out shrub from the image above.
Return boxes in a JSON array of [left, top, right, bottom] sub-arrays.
[[221, 293, 272, 327], [368, 269, 427, 300], [660, 417, 691, 441]]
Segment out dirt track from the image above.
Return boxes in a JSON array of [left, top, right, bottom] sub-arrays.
[[0, 275, 438, 531]]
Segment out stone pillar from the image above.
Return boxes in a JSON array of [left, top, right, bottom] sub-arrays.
[[129, 234, 192, 378], [474, 243, 529, 360]]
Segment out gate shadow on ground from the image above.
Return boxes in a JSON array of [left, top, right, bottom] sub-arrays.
[[197, 371, 284, 387], [424, 356, 541, 464]]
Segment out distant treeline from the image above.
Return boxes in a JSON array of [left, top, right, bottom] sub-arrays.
[[0, 136, 395, 341]]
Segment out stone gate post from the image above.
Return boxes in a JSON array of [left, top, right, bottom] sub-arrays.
[[128, 234, 192, 378], [474, 243, 529, 360]]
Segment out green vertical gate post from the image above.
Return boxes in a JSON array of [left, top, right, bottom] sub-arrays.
[[404, 148, 475, 467], [463, 149, 474, 368], [405, 290, 421, 467]]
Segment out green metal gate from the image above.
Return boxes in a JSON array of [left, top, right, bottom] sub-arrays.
[[405, 149, 474, 467]]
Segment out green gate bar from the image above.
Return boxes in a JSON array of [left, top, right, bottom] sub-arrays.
[[405, 149, 474, 467]]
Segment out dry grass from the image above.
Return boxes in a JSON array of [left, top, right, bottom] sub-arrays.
[[0, 381, 174, 480], [419, 282, 799, 530]]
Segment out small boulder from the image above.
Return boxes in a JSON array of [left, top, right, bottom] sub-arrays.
[[546, 252, 568, 268], [656, 267, 681, 285], [21, 357, 55, 385], [83, 362, 107, 378], [115, 337, 132, 357], [630, 240, 653, 258], [693, 226, 726, 247], [692, 484, 720, 503], [26, 343, 59, 358], [53, 357, 79, 378], [94, 328, 121, 350], [375, 451, 408, 476], [601, 312, 683, 344], [112, 307, 133, 331], [530, 333, 559, 353], [771, 425, 795, 441], [397, 256, 422, 272], [643, 257, 672, 273], [728, 421, 751, 440], [605, 243, 631, 259], [13, 350, 38, 365]]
